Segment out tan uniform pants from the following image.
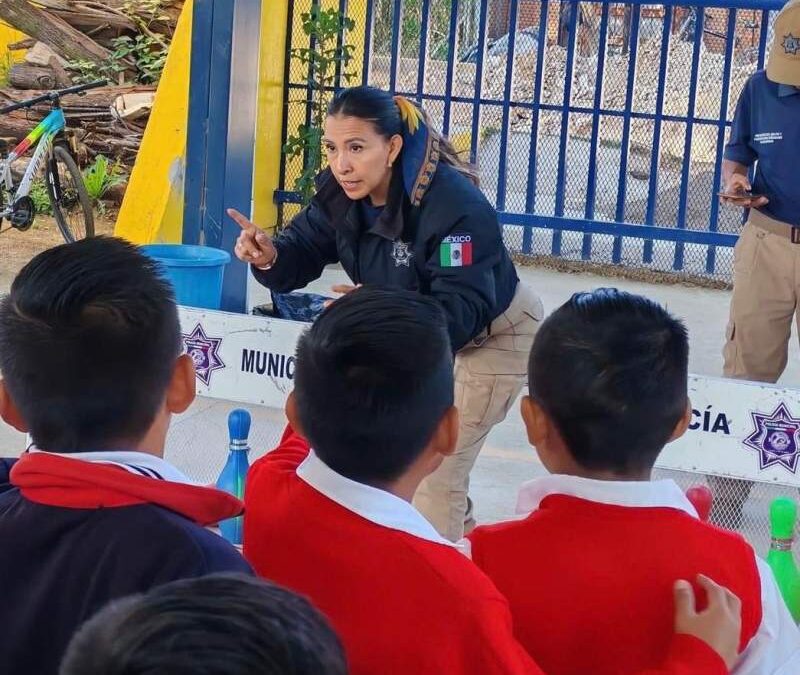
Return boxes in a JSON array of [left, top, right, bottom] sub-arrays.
[[413, 282, 544, 541], [723, 210, 800, 383], [714, 210, 800, 525]]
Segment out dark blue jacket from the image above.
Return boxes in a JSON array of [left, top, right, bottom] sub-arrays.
[[255, 164, 519, 350], [0, 453, 252, 675]]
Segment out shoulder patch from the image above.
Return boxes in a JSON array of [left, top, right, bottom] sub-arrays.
[[440, 233, 473, 267]]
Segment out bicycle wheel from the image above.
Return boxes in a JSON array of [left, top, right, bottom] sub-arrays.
[[46, 144, 94, 242]]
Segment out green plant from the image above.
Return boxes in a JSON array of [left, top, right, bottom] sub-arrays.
[[283, 7, 356, 205], [110, 35, 167, 84], [29, 179, 52, 216], [82, 154, 127, 204], [68, 33, 167, 85]]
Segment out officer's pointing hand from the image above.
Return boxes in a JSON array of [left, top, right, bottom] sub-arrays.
[[228, 208, 277, 268]]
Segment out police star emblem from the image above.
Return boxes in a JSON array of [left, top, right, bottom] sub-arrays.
[[784, 33, 800, 55], [391, 240, 414, 267], [182, 323, 226, 386], [743, 402, 800, 473]]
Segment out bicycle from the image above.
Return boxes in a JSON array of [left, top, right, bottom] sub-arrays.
[[0, 80, 107, 243]]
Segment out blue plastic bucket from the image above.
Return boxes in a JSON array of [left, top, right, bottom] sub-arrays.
[[141, 244, 231, 310]]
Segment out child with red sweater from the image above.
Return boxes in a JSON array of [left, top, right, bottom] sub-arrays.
[[244, 287, 538, 674], [469, 288, 800, 675], [245, 286, 743, 675]]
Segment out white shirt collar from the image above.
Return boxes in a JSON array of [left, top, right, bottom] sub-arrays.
[[28, 447, 196, 485], [516, 474, 699, 518], [296, 450, 455, 548]]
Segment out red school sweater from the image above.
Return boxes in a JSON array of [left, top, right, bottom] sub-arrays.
[[243, 426, 542, 675], [469, 491, 762, 675]]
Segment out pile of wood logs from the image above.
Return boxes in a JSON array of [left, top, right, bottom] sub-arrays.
[[0, 85, 155, 164], [0, 0, 183, 167]]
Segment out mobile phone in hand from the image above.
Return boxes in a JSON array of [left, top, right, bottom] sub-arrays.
[[717, 190, 764, 201]]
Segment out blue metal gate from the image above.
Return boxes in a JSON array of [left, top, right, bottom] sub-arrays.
[[278, 0, 784, 281]]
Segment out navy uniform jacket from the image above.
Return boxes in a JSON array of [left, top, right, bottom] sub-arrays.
[[724, 70, 800, 226], [0, 451, 252, 675], [255, 164, 519, 351]]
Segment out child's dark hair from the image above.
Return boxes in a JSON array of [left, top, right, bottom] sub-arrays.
[[59, 573, 347, 675], [294, 285, 454, 484], [528, 288, 689, 474], [0, 236, 181, 452], [328, 85, 480, 186]]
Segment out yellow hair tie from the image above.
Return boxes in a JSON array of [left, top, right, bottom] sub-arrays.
[[393, 95, 422, 135]]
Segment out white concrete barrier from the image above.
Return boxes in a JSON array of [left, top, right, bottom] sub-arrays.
[[179, 307, 800, 489]]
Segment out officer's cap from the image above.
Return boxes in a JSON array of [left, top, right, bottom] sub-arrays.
[[768, 0, 800, 86]]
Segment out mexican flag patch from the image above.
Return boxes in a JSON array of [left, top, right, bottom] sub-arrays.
[[440, 234, 473, 267]]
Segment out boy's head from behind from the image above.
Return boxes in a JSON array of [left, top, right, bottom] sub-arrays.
[[0, 236, 195, 453], [59, 573, 347, 675], [523, 288, 690, 479], [287, 285, 457, 486]]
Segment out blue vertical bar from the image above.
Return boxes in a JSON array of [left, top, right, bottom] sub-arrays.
[[553, 1, 581, 257], [611, 4, 640, 264], [673, 7, 704, 271], [705, 8, 737, 275], [468, 0, 488, 164], [183, 0, 215, 245], [522, 0, 549, 254], [388, 0, 403, 91], [441, 0, 459, 135], [582, 1, 610, 260], [416, 0, 432, 96], [216, 0, 262, 313], [199, 0, 235, 251], [757, 8, 770, 68], [643, 4, 672, 263], [495, 0, 519, 212], [361, 0, 375, 84]]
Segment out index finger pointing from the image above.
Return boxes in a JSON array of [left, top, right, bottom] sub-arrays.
[[227, 208, 255, 230]]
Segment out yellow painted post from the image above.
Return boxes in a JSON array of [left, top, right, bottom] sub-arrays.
[[0, 22, 26, 76], [114, 0, 194, 244], [348, 0, 368, 84], [0, 24, 24, 48], [251, 0, 290, 231]]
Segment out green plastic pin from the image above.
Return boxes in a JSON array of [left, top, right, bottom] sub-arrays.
[[767, 497, 800, 622]]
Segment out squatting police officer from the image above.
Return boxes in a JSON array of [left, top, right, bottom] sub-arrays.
[[230, 86, 543, 542]]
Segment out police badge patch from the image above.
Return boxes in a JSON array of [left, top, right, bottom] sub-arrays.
[[391, 240, 414, 267], [743, 402, 800, 473], [784, 33, 800, 55], [182, 323, 226, 386]]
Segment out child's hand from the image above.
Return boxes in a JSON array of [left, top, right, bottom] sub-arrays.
[[673, 575, 742, 669]]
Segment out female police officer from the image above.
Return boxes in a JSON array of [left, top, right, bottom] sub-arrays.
[[229, 86, 542, 541]]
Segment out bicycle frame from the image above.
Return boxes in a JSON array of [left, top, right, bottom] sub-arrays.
[[0, 108, 66, 217]]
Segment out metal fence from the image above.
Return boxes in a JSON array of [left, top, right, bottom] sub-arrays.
[[277, 0, 784, 281]]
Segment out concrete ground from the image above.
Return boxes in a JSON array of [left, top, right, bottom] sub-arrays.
[[2, 263, 798, 553]]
